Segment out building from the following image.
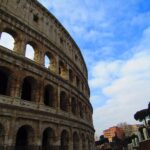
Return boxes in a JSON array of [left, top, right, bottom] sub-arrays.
[[121, 124, 141, 137], [0, 0, 95, 149], [103, 126, 125, 142]]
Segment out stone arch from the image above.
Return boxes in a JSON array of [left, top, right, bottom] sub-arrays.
[[0, 28, 17, 50], [0, 123, 5, 146], [44, 84, 55, 107], [15, 125, 35, 149], [59, 61, 68, 79], [60, 130, 69, 150], [71, 97, 77, 115], [21, 76, 37, 101], [0, 66, 12, 96], [60, 91, 69, 112], [44, 51, 56, 72], [42, 127, 55, 150], [25, 41, 39, 62], [73, 132, 79, 150]]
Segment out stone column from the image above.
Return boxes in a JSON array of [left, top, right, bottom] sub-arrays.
[[56, 56, 59, 75], [13, 34, 26, 56], [79, 137, 82, 150], [9, 73, 22, 98], [132, 139, 136, 147], [69, 134, 73, 150], [135, 137, 139, 147], [53, 132, 61, 150], [143, 128, 148, 140], [34, 79, 44, 105], [39, 46, 45, 66], [138, 132, 142, 142], [57, 84, 60, 111], [5, 118, 16, 150]]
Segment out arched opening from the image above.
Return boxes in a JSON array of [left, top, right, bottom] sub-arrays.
[[79, 102, 83, 118], [60, 91, 68, 112], [44, 84, 55, 107], [60, 130, 69, 150], [25, 44, 35, 60], [76, 76, 80, 88], [73, 132, 79, 150], [0, 32, 15, 50], [82, 134, 86, 150], [0, 67, 11, 96], [59, 61, 67, 79], [21, 76, 36, 101], [15, 125, 34, 150], [44, 52, 56, 72], [71, 97, 77, 115], [69, 69, 74, 83], [0, 123, 5, 147], [42, 128, 55, 150]]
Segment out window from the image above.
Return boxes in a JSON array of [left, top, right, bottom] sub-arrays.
[[25, 44, 35, 60], [0, 32, 15, 50]]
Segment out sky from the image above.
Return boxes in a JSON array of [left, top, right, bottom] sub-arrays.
[[37, 0, 150, 136], [1, 0, 150, 137]]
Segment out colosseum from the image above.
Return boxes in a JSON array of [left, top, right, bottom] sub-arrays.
[[0, 0, 95, 149]]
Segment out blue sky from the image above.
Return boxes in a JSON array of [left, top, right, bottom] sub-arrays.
[[38, 0, 150, 137]]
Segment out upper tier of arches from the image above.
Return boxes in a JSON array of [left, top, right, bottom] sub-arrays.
[[0, 28, 90, 98], [0, 0, 88, 79]]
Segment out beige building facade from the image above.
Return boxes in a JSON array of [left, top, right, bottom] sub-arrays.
[[0, 0, 95, 149]]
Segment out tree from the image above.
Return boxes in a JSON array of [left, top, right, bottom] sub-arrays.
[[134, 109, 149, 125]]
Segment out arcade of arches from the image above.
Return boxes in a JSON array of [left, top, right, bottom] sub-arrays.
[[0, 0, 95, 149], [0, 122, 93, 150], [0, 66, 91, 121], [0, 31, 88, 96]]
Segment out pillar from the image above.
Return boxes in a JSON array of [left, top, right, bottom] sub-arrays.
[[138, 132, 142, 142], [57, 84, 60, 111], [135, 137, 139, 147], [132, 139, 136, 147], [69, 134, 73, 150], [52, 132, 61, 150], [9, 73, 22, 98], [13, 34, 26, 56], [36, 79, 44, 105], [143, 128, 148, 140], [79, 137, 82, 150]]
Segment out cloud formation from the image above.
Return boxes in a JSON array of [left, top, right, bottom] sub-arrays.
[[38, 0, 150, 136], [91, 27, 150, 135]]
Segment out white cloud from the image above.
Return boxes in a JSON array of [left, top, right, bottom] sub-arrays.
[[37, 0, 150, 137], [91, 27, 150, 135]]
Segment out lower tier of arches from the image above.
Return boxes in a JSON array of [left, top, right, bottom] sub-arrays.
[[0, 106, 95, 150]]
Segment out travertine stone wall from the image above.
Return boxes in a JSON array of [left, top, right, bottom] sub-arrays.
[[0, 0, 95, 149]]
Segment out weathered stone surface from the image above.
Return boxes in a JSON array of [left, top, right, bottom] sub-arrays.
[[0, 0, 95, 149]]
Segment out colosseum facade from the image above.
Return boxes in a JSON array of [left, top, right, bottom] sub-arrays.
[[0, 0, 95, 149]]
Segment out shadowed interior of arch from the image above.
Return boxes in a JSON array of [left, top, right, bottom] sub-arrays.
[[15, 125, 34, 149], [0, 32, 14, 50], [61, 130, 69, 150], [44, 85, 54, 107], [42, 128, 54, 149], [0, 124, 5, 146]]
